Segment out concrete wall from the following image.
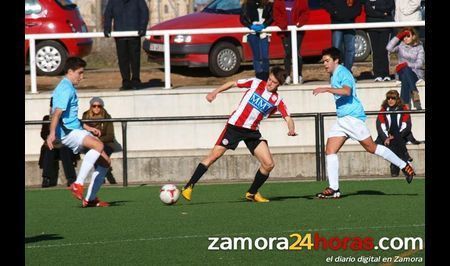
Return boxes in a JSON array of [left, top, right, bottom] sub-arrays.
[[25, 82, 426, 186], [25, 145, 425, 187]]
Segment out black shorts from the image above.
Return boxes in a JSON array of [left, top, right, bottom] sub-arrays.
[[215, 124, 267, 155]]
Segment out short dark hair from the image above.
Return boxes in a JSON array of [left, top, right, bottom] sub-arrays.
[[270, 66, 287, 85], [64, 57, 87, 74], [322, 47, 341, 64]]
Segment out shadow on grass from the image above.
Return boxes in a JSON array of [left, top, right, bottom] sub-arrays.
[[269, 190, 418, 201], [74, 200, 130, 208], [339, 190, 418, 198], [25, 234, 63, 244], [173, 190, 418, 205], [106, 200, 129, 207]]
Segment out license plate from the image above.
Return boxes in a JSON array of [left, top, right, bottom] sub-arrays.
[[149, 43, 164, 52]]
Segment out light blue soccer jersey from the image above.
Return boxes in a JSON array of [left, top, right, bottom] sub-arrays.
[[330, 65, 366, 121], [51, 78, 82, 138]]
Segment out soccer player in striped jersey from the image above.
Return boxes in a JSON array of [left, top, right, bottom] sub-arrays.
[[182, 66, 297, 202]]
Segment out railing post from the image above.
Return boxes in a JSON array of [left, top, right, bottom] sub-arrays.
[[29, 38, 38, 94], [319, 114, 326, 181], [163, 33, 171, 89], [291, 27, 299, 84], [121, 121, 128, 187], [315, 113, 321, 181]]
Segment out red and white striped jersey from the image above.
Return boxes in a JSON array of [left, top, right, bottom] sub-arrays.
[[227, 78, 290, 130]]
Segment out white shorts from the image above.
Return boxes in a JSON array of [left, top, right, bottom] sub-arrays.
[[327, 116, 371, 141], [61, 129, 93, 154]]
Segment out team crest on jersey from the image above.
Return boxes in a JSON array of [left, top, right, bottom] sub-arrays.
[[249, 93, 274, 114], [222, 139, 229, 145]]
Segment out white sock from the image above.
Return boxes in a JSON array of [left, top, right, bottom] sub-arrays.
[[85, 165, 109, 201], [75, 149, 101, 185], [326, 154, 339, 190], [374, 145, 407, 169]]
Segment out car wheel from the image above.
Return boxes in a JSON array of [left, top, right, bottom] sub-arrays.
[[354, 30, 371, 62], [209, 42, 241, 77], [35, 40, 67, 76]]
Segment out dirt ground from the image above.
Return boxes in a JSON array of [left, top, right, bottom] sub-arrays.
[[25, 61, 381, 93]]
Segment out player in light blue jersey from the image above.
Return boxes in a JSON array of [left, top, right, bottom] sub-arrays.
[[312, 47, 415, 198], [47, 57, 111, 208]]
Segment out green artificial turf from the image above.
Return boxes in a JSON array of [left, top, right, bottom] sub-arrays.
[[25, 179, 425, 265]]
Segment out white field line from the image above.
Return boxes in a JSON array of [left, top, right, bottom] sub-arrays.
[[26, 224, 424, 249]]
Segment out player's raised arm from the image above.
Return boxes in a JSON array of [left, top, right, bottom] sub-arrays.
[[206, 81, 237, 102], [313, 85, 351, 96]]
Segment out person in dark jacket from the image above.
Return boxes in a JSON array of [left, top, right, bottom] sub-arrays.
[[240, 0, 274, 81], [104, 0, 149, 90], [364, 0, 394, 82], [320, 0, 362, 72], [273, 0, 310, 84], [375, 90, 416, 177]]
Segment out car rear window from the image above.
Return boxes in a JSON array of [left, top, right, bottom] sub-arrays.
[[55, 0, 77, 10], [203, 0, 241, 15]]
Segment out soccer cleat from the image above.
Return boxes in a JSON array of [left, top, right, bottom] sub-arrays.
[[402, 162, 415, 184], [316, 187, 341, 199], [245, 192, 270, 203], [181, 185, 193, 201], [69, 183, 84, 200], [82, 197, 110, 208]]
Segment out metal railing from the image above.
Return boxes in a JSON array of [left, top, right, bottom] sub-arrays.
[[25, 109, 425, 186], [25, 21, 425, 93]]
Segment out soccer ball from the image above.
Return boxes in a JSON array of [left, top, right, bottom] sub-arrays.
[[159, 184, 180, 205]]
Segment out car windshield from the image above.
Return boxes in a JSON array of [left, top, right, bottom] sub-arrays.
[[203, 0, 241, 15], [55, 0, 77, 9]]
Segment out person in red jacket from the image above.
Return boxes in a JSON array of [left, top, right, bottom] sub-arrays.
[[375, 90, 416, 177], [273, 0, 310, 84]]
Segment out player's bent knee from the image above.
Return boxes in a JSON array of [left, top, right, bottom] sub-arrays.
[[364, 144, 377, 154], [262, 161, 275, 172]]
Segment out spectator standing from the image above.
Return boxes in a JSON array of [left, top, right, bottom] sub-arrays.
[[39, 98, 79, 187], [240, 0, 274, 81], [82, 97, 118, 184], [104, 0, 149, 90], [364, 0, 395, 82], [394, 0, 421, 22], [273, 0, 310, 84], [320, 0, 362, 72], [375, 90, 416, 176], [386, 27, 424, 110]]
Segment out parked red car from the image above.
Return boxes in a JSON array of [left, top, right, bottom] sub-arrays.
[[143, 0, 370, 77], [25, 0, 93, 76]]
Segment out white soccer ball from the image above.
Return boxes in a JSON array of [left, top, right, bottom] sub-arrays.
[[159, 184, 180, 205]]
